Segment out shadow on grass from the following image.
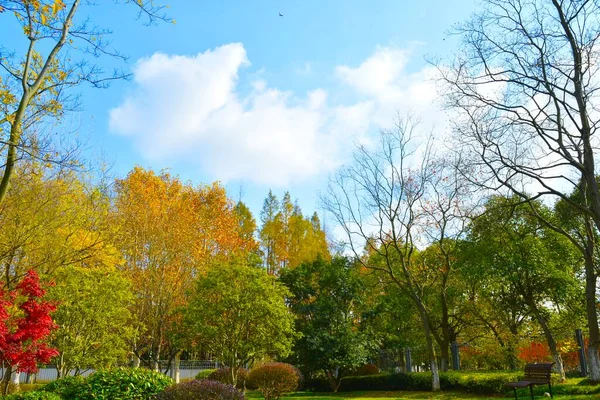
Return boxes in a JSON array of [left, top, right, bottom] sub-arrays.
[[246, 390, 598, 400]]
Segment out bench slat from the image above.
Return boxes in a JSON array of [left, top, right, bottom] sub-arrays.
[[505, 362, 554, 391]]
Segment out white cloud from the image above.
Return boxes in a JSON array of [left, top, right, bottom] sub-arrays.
[[336, 46, 446, 133], [109, 43, 446, 186]]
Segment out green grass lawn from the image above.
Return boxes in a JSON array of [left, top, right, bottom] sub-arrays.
[[246, 391, 599, 399]]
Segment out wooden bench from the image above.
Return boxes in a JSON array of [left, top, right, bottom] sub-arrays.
[[505, 362, 554, 399]]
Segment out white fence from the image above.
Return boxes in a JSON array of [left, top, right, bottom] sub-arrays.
[[1, 360, 219, 383]]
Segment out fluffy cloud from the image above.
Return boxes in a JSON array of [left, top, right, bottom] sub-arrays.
[[109, 43, 443, 185], [336, 46, 445, 132]]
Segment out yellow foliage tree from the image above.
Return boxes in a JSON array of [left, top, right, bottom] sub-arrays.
[[113, 167, 254, 373]]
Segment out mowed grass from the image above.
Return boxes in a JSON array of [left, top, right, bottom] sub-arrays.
[[246, 391, 599, 399]]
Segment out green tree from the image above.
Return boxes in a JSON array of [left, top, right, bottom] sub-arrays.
[[260, 190, 282, 275], [279, 257, 378, 392], [185, 261, 297, 386], [463, 196, 582, 379], [47, 266, 135, 378], [441, 0, 600, 379]]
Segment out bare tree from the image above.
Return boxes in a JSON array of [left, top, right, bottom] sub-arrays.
[[323, 116, 473, 390], [419, 154, 478, 371], [0, 0, 171, 204], [439, 0, 600, 380]]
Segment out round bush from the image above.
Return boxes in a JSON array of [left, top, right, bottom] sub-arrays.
[[195, 369, 217, 380], [247, 362, 301, 400], [155, 379, 245, 400], [207, 368, 249, 389]]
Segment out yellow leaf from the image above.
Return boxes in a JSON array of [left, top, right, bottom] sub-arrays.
[[41, 14, 47, 25]]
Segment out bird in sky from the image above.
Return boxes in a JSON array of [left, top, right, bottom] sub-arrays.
[[279, 12, 283, 17]]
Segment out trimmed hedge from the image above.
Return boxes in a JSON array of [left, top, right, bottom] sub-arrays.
[[440, 371, 522, 394], [304, 370, 552, 395]]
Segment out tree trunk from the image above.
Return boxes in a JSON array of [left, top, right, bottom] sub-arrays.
[[11, 371, 19, 393], [1, 365, 11, 395], [527, 298, 566, 382], [231, 365, 237, 388], [439, 274, 451, 372], [172, 352, 181, 383], [439, 341, 449, 373], [584, 224, 600, 382], [325, 369, 342, 392], [153, 340, 162, 372], [416, 305, 440, 391], [505, 338, 518, 370], [133, 353, 141, 368]]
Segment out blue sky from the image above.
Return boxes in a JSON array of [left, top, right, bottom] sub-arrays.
[[2, 0, 478, 221]]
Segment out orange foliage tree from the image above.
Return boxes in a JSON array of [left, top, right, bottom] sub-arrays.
[[113, 167, 254, 373]]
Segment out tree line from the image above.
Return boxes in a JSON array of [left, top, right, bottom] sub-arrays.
[[2, 0, 600, 394]]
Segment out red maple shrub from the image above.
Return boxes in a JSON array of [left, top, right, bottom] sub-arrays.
[[0, 271, 58, 376], [517, 342, 552, 363], [247, 363, 301, 400]]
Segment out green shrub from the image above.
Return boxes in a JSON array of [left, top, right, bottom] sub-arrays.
[[3, 392, 62, 400], [207, 368, 249, 389], [302, 377, 330, 392], [41, 376, 86, 398], [195, 369, 217, 380], [155, 379, 245, 400], [44, 368, 172, 399], [247, 363, 301, 400], [338, 371, 520, 393], [339, 373, 395, 391], [82, 368, 172, 399], [440, 371, 509, 394]]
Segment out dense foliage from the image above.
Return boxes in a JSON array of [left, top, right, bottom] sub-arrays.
[[47, 267, 134, 377], [280, 257, 378, 391], [185, 261, 297, 386]]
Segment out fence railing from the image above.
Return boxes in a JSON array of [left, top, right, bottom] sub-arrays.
[[0, 360, 219, 384]]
